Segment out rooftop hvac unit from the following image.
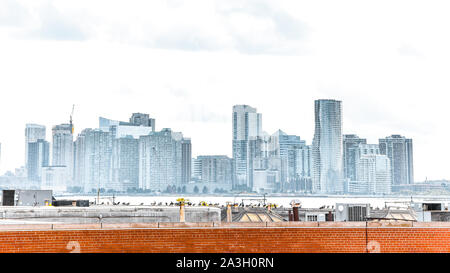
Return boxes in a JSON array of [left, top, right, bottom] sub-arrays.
[[335, 203, 370, 221]]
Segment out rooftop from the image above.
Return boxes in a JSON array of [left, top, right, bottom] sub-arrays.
[[0, 221, 449, 231]]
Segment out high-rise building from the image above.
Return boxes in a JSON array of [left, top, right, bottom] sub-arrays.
[[356, 154, 391, 194], [196, 155, 233, 184], [138, 128, 186, 191], [379, 135, 414, 186], [296, 144, 312, 178], [247, 135, 267, 190], [129, 113, 156, 130], [295, 144, 313, 192], [268, 130, 306, 190], [99, 113, 156, 192], [73, 130, 87, 191], [343, 134, 367, 182], [99, 113, 155, 137], [358, 144, 380, 156], [73, 129, 112, 193], [111, 136, 139, 192], [27, 139, 49, 182], [192, 157, 202, 181], [181, 138, 192, 184], [232, 105, 262, 190], [52, 124, 74, 184], [25, 124, 46, 166], [312, 99, 344, 194], [344, 143, 380, 194]]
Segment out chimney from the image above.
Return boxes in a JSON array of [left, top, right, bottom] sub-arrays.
[[179, 202, 185, 222], [227, 203, 232, 222], [293, 206, 299, 221], [326, 211, 334, 221], [288, 210, 293, 221]]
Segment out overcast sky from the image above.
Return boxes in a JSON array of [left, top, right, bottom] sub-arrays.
[[1, 0, 450, 181]]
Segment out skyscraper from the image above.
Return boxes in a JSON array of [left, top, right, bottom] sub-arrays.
[[25, 124, 46, 166], [73, 128, 112, 193], [52, 124, 74, 184], [343, 134, 367, 182], [100, 113, 155, 136], [247, 135, 267, 190], [312, 99, 343, 194], [181, 138, 192, 184], [296, 144, 312, 178], [73, 130, 87, 191], [296, 144, 313, 192], [129, 113, 156, 130], [97, 113, 156, 192], [232, 105, 262, 190], [138, 128, 186, 191], [379, 135, 414, 186], [356, 154, 391, 194], [277, 132, 304, 172], [196, 155, 233, 185], [26, 139, 49, 182], [192, 157, 202, 181], [111, 136, 139, 192], [268, 130, 306, 191]]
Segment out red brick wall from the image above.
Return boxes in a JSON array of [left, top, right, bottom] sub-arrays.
[[0, 227, 449, 253]]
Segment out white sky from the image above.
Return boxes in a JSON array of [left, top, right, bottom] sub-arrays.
[[1, 0, 450, 181]]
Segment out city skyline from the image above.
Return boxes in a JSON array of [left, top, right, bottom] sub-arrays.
[[0, 99, 430, 184], [0, 99, 426, 195], [2, 1, 450, 182]]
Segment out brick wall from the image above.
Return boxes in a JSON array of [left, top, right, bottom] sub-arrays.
[[0, 223, 449, 253]]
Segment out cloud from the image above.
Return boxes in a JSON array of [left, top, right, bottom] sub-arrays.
[[34, 4, 86, 40], [397, 44, 423, 57], [0, 0, 309, 55], [1, 1, 88, 41], [216, 0, 309, 54], [0, 0, 31, 27]]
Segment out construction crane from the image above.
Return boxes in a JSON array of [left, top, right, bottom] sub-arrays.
[[70, 104, 75, 134]]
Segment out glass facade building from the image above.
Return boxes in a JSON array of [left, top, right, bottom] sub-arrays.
[[232, 105, 262, 190], [343, 134, 367, 182], [379, 135, 414, 186], [52, 124, 74, 185], [27, 139, 49, 182], [25, 124, 46, 167], [312, 99, 344, 194], [74, 129, 112, 193], [138, 128, 186, 191], [356, 154, 392, 194], [196, 155, 233, 184]]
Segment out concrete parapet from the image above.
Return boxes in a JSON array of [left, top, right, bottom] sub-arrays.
[[52, 223, 102, 230], [0, 206, 221, 223]]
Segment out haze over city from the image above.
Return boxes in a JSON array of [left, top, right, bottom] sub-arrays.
[[2, 0, 450, 183]]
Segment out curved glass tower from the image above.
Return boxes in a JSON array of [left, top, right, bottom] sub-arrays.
[[312, 99, 343, 194]]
